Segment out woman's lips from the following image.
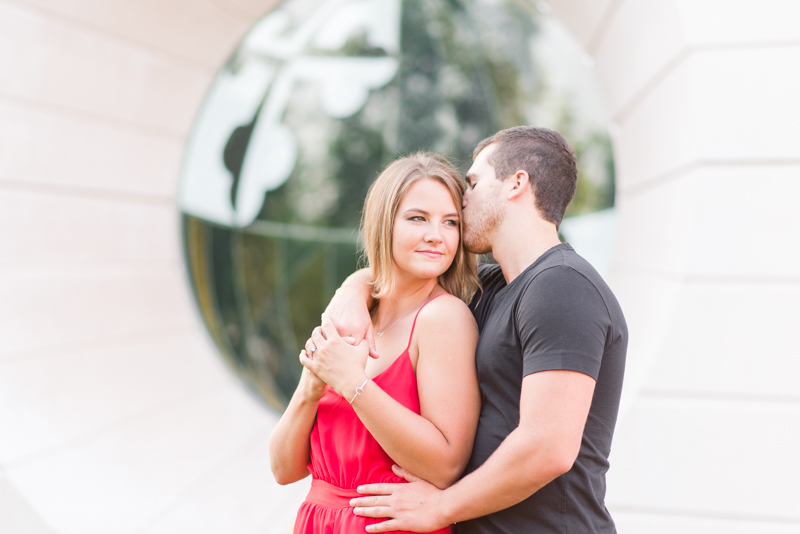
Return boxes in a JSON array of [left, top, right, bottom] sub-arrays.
[[417, 250, 444, 258]]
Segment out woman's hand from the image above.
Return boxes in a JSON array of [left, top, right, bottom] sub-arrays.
[[298, 331, 359, 402], [301, 314, 370, 401], [297, 359, 328, 402]]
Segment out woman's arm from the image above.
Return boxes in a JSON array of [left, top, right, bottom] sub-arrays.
[[355, 297, 480, 488], [305, 297, 480, 489], [268, 367, 327, 485]]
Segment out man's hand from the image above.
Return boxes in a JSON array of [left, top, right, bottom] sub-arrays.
[[350, 465, 451, 533], [324, 270, 379, 359]]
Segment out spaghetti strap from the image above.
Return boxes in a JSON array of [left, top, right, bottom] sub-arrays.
[[406, 293, 448, 351]]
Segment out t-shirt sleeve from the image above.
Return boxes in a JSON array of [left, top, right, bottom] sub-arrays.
[[517, 265, 610, 380]]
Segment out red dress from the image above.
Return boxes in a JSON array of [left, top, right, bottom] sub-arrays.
[[293, 295, 452, 534]]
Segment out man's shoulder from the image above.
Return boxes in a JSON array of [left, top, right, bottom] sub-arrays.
[[517, 245, 626, 332], [474, 262, 505, 300], [477, 262, 503, 282], [520, 245, 608, 293]]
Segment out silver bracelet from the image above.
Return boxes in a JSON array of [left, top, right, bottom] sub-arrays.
[[349, 378, 369, 404]]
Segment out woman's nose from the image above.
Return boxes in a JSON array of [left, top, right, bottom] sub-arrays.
[[425, 225, 444, 243]]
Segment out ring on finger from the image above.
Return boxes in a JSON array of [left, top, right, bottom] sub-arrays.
[[309, 346, 317, 356]]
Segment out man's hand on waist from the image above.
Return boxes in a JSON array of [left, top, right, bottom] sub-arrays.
[[351, 465, 451, 533]]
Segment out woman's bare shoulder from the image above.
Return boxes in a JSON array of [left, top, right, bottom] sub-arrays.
[[416, 292, 477, 335], [412, 293, 478, 370]]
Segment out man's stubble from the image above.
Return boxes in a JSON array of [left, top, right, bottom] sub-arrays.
[[463, 187, 505, 255]]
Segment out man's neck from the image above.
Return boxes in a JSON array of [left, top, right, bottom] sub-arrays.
[[491, 219, 563, 284]]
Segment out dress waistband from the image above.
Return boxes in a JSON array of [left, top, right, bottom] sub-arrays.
[[305, 479, 362, 509]]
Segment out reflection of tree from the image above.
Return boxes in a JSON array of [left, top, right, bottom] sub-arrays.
[[185, 0, 616, 408], [327, 118, 387, 227], [394, 0, 533, 164], [554, 105, 616, 218]]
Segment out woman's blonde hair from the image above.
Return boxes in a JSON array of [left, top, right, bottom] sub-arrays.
[[361, 152, 480, 305]]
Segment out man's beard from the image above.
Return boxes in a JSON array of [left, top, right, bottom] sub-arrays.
[[463, 194, 505, 255]]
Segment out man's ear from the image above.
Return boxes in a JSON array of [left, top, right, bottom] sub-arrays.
[[507, 170, 531, 201]]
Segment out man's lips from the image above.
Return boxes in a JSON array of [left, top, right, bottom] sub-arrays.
[[417, 250, 444, 258]]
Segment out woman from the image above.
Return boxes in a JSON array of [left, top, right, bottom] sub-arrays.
[[268, 153, 481, 533]]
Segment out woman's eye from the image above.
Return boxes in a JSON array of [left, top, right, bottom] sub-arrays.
[[445, 219, 458, 227], [409, 216, 424, 222]]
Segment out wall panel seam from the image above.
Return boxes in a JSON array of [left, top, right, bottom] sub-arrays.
[[585, 0, 627, 55], [608, 504, 800, 524], [3, 378, 233, 469], [1, 0, 227, 71], [0, 92, 189, 141], [618, 159, 800, 198], [206, 0, 267, 23], [613, 41, 800, 125], [0, 178, 176, 206], [612, 47, 689, 125], [0, 321, 200, 364], [639, 388, 800, 406], [130, 425, 273, 533], [609, 267, 800, 286], [0, 325, 198, 366]]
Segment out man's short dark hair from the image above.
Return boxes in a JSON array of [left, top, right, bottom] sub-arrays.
[[473, 126, 577, 228]]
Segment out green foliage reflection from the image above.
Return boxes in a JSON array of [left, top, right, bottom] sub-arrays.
[[182, 0, 615, 408]]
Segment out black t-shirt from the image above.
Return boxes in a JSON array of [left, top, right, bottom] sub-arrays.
[[458, 244, 627, 534]]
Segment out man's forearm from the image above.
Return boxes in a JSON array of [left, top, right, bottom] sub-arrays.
[[329, 268, 373, 308], [352, 371, 593, 533], [323, 267, 378, 356], [440, 370, 594, 523], [440, 426, 569, 523]]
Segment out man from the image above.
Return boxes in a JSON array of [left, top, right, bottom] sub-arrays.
[[324, 126, 627, 533]]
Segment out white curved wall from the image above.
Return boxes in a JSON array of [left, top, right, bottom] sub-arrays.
[[0, 1, 308, 532], [0, 0, 797, 532], [546, 0, 800, 532]]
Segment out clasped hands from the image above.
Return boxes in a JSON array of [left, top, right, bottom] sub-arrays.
[[299, 314, 371, 402], [299, 315, 450, 533]]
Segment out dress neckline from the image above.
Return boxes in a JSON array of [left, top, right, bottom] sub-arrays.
[[371, 292, 447, 380], [327, 293, 449, 399], [370, 348, 410, 381], [326, 348, 410, 401]]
